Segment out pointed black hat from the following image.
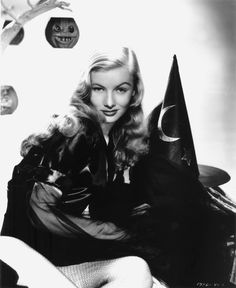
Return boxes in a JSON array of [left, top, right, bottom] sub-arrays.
[[148, 55, 230, 187]]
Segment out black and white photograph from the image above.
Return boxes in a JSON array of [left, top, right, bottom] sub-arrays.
[[1, 0, 236, 287]]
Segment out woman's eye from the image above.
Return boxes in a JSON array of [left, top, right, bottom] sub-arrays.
[[116, 88, 127, 93], [92, 87, 104, 92], [53, 25, 61, 32]]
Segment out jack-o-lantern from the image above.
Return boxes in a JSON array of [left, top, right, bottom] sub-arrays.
[[45, 17, 80, 48], [3, 20, 24, 45], [1, 85, 18, 115]]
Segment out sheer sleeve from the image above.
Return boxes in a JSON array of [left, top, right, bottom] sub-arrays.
[[29, 181, 128, 240], [19, 129, 128, 241]]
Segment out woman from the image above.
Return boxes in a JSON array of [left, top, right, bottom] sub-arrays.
[[1, 47, 167, 287]]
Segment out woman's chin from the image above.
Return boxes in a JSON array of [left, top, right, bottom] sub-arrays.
[[104, 117, 117, 123]]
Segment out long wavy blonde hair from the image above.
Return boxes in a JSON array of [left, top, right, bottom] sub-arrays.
[[21, 47, 148, 170]]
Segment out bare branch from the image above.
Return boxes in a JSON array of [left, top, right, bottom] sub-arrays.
[[26, 0, 34, 8], [1, 0, 8, 10], [1, 0, 71, 53], [17, 1, 71, 25], [1, 0, 18, 22]]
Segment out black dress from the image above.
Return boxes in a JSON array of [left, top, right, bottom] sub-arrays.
[[1, 121, 147, 266], [1, 121, 235, 287]]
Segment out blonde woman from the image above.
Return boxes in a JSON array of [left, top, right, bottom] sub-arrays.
[[1, 47, 168, 287]]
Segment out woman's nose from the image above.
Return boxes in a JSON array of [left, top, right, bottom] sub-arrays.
[[104, 91, 115, 109]]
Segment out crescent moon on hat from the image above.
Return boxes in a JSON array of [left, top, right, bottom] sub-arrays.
[[157, 105, 180, 142]]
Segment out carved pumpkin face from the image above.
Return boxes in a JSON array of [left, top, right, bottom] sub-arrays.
[[45, 17, 80, 48], [3, 20, 24, 45], [0, 85, 18, 115]]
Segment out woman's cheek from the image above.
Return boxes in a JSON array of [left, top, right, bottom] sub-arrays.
[[120, 94, 133, 107]]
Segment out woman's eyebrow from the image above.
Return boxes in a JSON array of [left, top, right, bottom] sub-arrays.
[[91, 83, 104, 87], [117, 82, 132, 87]]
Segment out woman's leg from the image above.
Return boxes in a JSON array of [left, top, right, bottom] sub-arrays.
[[59, 256, 168, 288], [0, 236, 76, 288], [101, 256, 153, 288]]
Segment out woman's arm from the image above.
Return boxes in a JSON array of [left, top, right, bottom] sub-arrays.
[[4, 124, 129, 241], [29, 182, 128, 240]]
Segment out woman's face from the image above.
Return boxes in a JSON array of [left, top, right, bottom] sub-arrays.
[[90, 66, 134, 126]]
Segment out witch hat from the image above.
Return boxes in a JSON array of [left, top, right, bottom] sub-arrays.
[[148, 55, 230, 187]]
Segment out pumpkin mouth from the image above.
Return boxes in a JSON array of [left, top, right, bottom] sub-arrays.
[[0, 106, 11, 114], [55, 36, 75, 43], [1, 102, 13, 108]]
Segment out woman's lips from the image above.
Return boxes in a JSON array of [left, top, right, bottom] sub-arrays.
[[102, 110, 118, 116]]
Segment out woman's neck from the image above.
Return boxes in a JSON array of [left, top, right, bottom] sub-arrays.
[[101, 122, 114, 144]]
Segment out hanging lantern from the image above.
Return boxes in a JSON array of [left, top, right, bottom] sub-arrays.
[[45, 17, 80, 48], [1, 85, 18, 115]]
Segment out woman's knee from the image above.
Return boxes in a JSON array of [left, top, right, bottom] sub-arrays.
[[107, 256, 153, 287], [125, 256, 151, 275]]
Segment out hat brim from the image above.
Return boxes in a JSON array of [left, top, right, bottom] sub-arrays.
[[198, 164, 231, 187]]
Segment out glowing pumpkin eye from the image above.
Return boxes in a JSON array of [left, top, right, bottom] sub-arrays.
[[1, 88, 9, 95], [53, 24, 61, 32], [68, 25, 74, 33]]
